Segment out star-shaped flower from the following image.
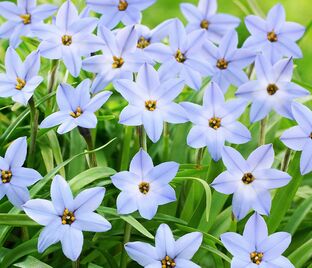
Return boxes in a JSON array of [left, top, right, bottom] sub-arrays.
[[82, 25, 145, 94], [23, 175, 111, 261], [40, 79, 112, 134], [180, 0, 240, 44], [114, 63, 188, 143], [125, 223, 203, 267], [202, 30, 255, 92], [0, 137, 42, 208], [181, 82, 251, 161], [243, 4, 305, 64], [236, 55, 309, 123], [211, 145, 291, 220], [281, 102, 312, 175], [0, 0, 57, 48], [32, 0, 104, 77], [86, 0, 156, 29], [0, 47, 43, 105], [111, 149, 178, 220], [221, 213, 294, 268]]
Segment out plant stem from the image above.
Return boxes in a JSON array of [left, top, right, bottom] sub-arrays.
[[72, 259, 80, 268], [259, 117, 267, 145], [21, 226, 29, 241], [78, 127, 97, 167], [282, 148, 291, 171], [27, 97, 39, 168], [120, 126, 133, 171], [196, 148, 204, 168], [120, 222, 132, 268], [46, 59, 59, 113], [163, 122, 169, 161], [137, 125, 147, 151]]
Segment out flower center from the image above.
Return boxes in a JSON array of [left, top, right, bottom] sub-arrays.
[[20, 14, 31, 24], [70, 106, 83, 118], [62, 35, 72, 46], [137, 36, 150, 49], [161, 256, 176, 268], [175, 49, 186, 63], [267, 31, 278, 42], [200, 19, 209, 30], [209, 117, 221, 129], [118, 0, 128, 11], [61, 208, 75, 225], [250, 252, 264, 265], [1, 170, 12, 184], [145, 100, 157, 111], [138, 182, 150, 194], [267, 84, 278, 95], [242, 172, 255, 184], [310, 133, 312, 139], [112, 56, 124, 68], [216, 58, 228, 70], [15, 77, 26, 90]]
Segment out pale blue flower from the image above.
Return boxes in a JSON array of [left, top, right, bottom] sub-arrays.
[[0, 47, 42, 105], [181, 82, 251, 161], [221, 213, 294, 268], [0, 137, 42, 208], [23, 175, 111, 261], [125, 223, 202, 267], [211, 145, 291, 220], [114, 63, 188, 143], [40, 79, 112, 134]]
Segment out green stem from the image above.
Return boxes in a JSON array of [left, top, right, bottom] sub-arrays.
[[282, 148, 291, 171], [163, 122, 169, 161], [46, 59, 59, 113], [120, 127, 133, 171], [21, 226, 29, 241], [72, 259, 79, 268], [120, 222, 132, 268], [196, 148, 205, 168], [27, 97, 39, 168], [78, 127, 97, 167], [137, 126, 147, 151], [259, 117, 267, 145]]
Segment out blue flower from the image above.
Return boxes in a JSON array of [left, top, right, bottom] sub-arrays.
[[180, 0, 240, 44], [0, 0, 57, 48], [0, 137, 42, 208], [243, 4, 305, 64], [40, 79, 112, 134], [181, 82, 251, 161], [111, 149, 178, 220], [86, 0, 156, 29], [23, 175, 111, 261], [114, 63, 188, 143], [125, 223, 202, 267], [211, 145, 291, 220], [202, 30, 255, 92], [236, 55, 309, 123], [83, 25, 145, 94], [221, 213, 294, 268], [281, 102, 312, 175], [0, 47, 43, 105], [32, 0, 104, 77]]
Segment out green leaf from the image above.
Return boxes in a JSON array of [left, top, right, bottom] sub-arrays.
[[13, 256, 52, 268], [0, 214, 38, 227], [288, 238, 312, 268]]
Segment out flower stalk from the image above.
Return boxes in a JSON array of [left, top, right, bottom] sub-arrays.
[[259, 117, 267, 145], [78, 127, 97, 168], [163, 122, 169, 161], [27, 97, 39, 168]]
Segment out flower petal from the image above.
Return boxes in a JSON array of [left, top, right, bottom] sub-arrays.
[[125, 242, 158, 266], [136, 63, 160, 92], [180, 3, 202, 23], [243, 213, 268, 248], [38, 221, 63, 253], [5, 136, 27, 168], [116, 191, 138, 214], [267, 4, 285, 32], [222, 121, 251, 144], [220, 232, 252, 258], [75, 111, 97, 129], [175, 231, 203, 259], [142, 110, 164, 143], [155, 224, 175, 259], [187, 125, 207, 148], [268, 256, 294, 268], [221, 146, 248, 174], [51, 175, 74, 214], [247, 144, 274, 172], [84, 91, 112, 112], [198, 0, 217, 16], [40, 112, 70, 129], [211, 171, 240, 194], [61, 226, 83, 261], [10, 167, 42, 187], [291, 102, 312, 134], [280, 126, 309, 151], [129, 148, 154, 178], [300, 141, 312, 175], [73, 211, 111, 232], [147, 162, 179, 185], [56, 0, 79, 31], [5, 184, 29, 208], [62, 46, 82, 77], [74, 187, 105, 213]]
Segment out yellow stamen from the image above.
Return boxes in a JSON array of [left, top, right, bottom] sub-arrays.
[[15, 77, 26, 90], [70, 107, 83, 118], [250, 252, 264, 265], [175, 49, 186, 63], [20, 14, 31, 24], [267, 31, 278, 42], [145, 100, 157, 111], [267, 84, 278, 95], [242, 172, 255, 184], [209, 117, 221, 129], [137, 36, 150, 49], [118, 0, 128, 11], [112, 56, 124, 68], [216, 58, 228, 70], [200, 19, 209, 30], [138, 182, 150, 194], [62, 35, 72, 46], [61, 208, 75, 225], [161, 256, 176, 268], [1, 170, 12, 183]]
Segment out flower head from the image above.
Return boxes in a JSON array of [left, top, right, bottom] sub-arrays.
[[180, 0, 240, 43], [23, 175, 111, 261], [40, 79, 112, 134], [111, 149, 178, 219], [0, 0, 57, 48], [236, 55, 309, 122], [0, 47, 42, 105], [114, 63, 188, 143], [181, 82, 251, 161], [244, 4, 305, 64], [125, 223, 202, 267], [221, 213, 294, 267], [211, 145, 291, 220], [0, 137, 42, 208]]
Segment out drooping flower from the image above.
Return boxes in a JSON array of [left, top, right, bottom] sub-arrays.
[[23, 175, 111, 261], [221, 213, 294, 268], [211, 145, 291, 220], [32, 0, 104, 77], [236, 55, 309, 123], [82, 25, 145, 94], [111, 149, 178, 220], [202, 30, 255, 92], [114, 63, 188, 143], [86, 0, 156, 29], [40, 79, 112, 134], [0, 0, 57, 48], [158, 19, 212, 90], [180, 0, 240, 44], [0, 47, 43, 105], [0, 137, 42, 208], [243, 4, 305, 64], [281, 102, 312, 175], [125, 223, 203, 267], [181, 82, 251, 161]]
